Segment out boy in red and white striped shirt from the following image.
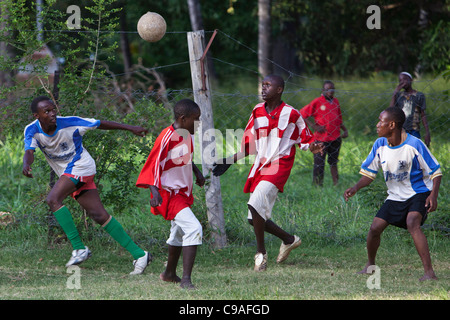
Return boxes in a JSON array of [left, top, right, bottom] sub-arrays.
[[136, 99, 205, 289], [213, 75, 323, 271]]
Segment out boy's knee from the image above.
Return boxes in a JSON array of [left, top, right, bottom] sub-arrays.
[[46, 195, 62, 212], [87, 209, 109, 225], [368, 224, 383, 237]]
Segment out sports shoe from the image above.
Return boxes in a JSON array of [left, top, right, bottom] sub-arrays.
[[66, 246, 92, 267], [130, 251, 152, 275], [276, 235, 301, 263], [254, 252, 267, 271]]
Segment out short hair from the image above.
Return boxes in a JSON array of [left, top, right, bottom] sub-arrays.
[[265, 74, 285, 89], [31, 96, 52, 113], [383, 107, 406, 129], [173, 99, 200, 120], [323, 80, 334, 88]]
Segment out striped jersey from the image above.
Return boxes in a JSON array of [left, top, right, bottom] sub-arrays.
[[360, 134, 442, 201], [24, 116, 100, 177], [241, 101, 314, 193], [136, 125, 194, 218]]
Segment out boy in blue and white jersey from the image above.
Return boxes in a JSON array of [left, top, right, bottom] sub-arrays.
[[24, 116, 100, 177], [23, 96, 152, 274], [344, 107, 442, 281]]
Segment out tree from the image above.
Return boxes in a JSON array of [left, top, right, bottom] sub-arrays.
[[258, 0, 272, 79]]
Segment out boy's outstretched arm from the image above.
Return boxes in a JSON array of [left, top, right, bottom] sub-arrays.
[[212, 151, 247, 176], [98, 120, 148, 137], [344, 176, 373, 201], [22, 149, 35, 178]]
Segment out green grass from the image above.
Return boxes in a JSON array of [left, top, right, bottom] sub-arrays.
[[0, 73, 449, 300], [0, 239, 448, 300]]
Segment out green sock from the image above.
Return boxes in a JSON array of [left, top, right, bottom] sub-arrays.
[[53, 206, 85, 250], [103, 216, 145, 260]]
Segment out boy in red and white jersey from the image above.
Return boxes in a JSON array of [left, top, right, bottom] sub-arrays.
[[136, 99, 205, 289], [213, 75, 323, 271]]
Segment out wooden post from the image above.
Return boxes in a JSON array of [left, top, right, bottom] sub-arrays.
[[187, 30, 227, 249]]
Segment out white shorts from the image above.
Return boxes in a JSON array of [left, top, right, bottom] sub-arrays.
[[166, 207, 203, 247], [247, 180, 279, 221]]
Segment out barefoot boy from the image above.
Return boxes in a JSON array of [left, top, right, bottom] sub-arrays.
[[213, 75, 323, 271], [136, 99, 205, 289], [344, 107, 442, 281], [23, 96, 151, 274]]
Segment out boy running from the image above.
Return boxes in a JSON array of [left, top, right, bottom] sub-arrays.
[[136, 99, 205, 289], [344, 107, 442, 281], [213, 75, 323, 271], [23, 96, 151, 274]]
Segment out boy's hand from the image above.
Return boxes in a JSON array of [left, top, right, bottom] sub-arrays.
[[195, 172, 206, 187], [309, 141, 324, 155], [22, 165, 33, 178], [394, 80, 407, 93], [130, 125, 148, 137], [212, 161, 231, 176], [344, 187, 357, 201], [425, 192, 438, 213], [149, 186, 162, 207]]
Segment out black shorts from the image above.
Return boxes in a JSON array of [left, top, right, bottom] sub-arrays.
[[314, 138, 342, 166], [376, 192, 430, 229]]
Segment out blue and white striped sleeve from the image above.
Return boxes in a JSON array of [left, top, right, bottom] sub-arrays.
[[359, 138, 383, 180]]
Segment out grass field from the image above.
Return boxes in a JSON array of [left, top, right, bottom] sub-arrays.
[[0, 74, 449, 301], [0, 235, 448, 300], [0, 134, 448, 301]]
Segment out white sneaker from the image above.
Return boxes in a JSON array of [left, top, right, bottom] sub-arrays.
[[66, 246, 92, 267], [254, 252, 267, 271], [276, 235, 301, 263], [130, 251, 152, 275]]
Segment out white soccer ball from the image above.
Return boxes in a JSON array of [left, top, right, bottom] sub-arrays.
[[137, 12, 167, 43]]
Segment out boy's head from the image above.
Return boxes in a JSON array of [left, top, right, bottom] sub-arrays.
[[30, 96, 57, 127], [31, 96, 52, 113], [398, 72, 412, 90], [322, 80, 335, 100], [261, 74, 284, 101], [173, 99, 201, 134], [377, 107, 406, 137]]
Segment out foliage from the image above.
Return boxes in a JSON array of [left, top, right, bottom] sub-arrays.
[[271, 0, 450, 76], [0, 0, 171, 215]]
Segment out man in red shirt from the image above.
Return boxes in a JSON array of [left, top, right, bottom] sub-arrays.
[[300, 81, 348, 186]]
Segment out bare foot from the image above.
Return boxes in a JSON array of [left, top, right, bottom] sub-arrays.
[[180, 278, 196, 290], [160, 272, 181, 283], [356, 263, 375, 275], [419, 272, 438, 281]]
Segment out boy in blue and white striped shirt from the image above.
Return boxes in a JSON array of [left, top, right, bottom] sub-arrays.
[[23, 96, 152, 274], [344, 107, 442, 281]]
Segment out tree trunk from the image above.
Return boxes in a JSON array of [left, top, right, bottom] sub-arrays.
[[258, 0, 272, 80]]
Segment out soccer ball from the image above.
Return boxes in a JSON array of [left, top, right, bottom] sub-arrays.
[[137, 12, 167, 42]]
